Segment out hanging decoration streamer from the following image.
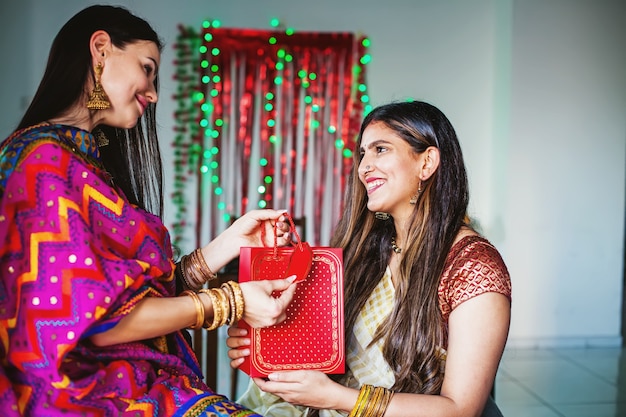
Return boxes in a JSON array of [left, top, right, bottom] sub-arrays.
[[172, 20, 370, 248]]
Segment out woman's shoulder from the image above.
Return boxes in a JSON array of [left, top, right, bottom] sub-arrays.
[[440, 232, 512, 306], [0, 123, 104, 195], [447, 231, 505, 270]]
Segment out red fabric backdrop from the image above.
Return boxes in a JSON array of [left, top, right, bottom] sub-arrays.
[[172, 25, 369, 248]]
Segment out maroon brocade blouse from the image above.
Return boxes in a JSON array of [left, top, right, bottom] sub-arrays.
[[438, 235, 512, 347]]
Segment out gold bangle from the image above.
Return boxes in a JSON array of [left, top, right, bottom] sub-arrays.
[[214, 288, 230, 328], [220, 281, 237, 325], [377, 388, 394, 417], [181, 290, 204, 330], [188, 251, 206, 288], [200, 288, 230, 330], [362, 386, 381, 417], [199, 289, 220, 331], [181, 254, 203, 290], [229, 281, 245, 323], [178, 259, 194, 290], [193, 248, 218, 281], [365, 386, 394, 417], [348, 384, 373, 417]]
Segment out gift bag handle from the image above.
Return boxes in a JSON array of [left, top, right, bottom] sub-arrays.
[[260, 212, 304, 258]]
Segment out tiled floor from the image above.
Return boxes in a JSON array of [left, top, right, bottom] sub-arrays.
[[496, 347, 626, 417]]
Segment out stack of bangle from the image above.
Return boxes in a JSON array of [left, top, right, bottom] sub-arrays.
[[179, 248, 218, 290], [182, 281, 244, 331], [199, 281, 245, 330], [348, 384, 394, 417]]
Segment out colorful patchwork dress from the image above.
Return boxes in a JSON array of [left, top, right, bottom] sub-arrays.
[[0, 123, 260, 416]]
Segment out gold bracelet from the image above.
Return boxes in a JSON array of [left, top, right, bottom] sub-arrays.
[[362, 386, 382, 417], [365, 386, 394, 417], [377, 388, 394, 417], [214, 288, 230, 328], [187, 251, 206, 288], [180, 254, 203, 290], [199, 289, 221, 331], [178, 260, 194, 290], [181, 290, 204, 330], [221, 281, 237, 325], [228, 281, 244, 324], [348, 384, 373, 417], [193, 248, 218, 281], [200, 288, 230, 330]]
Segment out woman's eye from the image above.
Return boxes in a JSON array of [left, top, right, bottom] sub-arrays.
[[376, 146, 386, 153], [144, 65, 153, 75]]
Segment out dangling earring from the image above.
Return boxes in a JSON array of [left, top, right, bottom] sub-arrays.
[[409, 181, 422, 205], [375, 212, 390, 220], [87, 62, 111, 110], [94, 128, 109, 147]]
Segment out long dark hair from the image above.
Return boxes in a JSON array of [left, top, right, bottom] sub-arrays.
[[330, 101, 469, 393], [17, 5, 165, 217]]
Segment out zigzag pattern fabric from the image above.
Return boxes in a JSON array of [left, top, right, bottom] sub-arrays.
[[0, 124, 259, 416]]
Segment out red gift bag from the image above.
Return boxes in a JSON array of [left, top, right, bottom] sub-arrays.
[[237, 216, 344, 378]]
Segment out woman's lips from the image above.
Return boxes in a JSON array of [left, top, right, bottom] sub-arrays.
[[366, 178, 385, 194], [136, 95, 148, 113]]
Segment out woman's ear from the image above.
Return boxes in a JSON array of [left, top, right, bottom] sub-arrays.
[[419, 146, 440, 181], [89, 30, 111, 63]]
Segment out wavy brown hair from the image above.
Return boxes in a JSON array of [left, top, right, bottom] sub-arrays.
[[330, 101, 469, 393]]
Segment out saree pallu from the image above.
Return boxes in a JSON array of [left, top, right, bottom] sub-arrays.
[[0, 124, 260, 417]]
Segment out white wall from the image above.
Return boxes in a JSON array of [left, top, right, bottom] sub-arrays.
[[1, 0, 624, 349]]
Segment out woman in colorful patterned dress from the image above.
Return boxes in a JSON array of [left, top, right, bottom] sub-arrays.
[[0, 5, 298, 416], [228, 101, 512, 417]]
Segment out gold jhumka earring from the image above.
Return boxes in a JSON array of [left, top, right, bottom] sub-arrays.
[[409, 181, 422, 205], [86, 62, 111, 110]]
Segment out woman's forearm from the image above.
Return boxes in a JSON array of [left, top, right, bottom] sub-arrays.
[[90, 293, 212, 346]]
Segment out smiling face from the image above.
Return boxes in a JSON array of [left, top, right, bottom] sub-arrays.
[[358, 122, 425, 222], [99, 40, 160, 129]]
